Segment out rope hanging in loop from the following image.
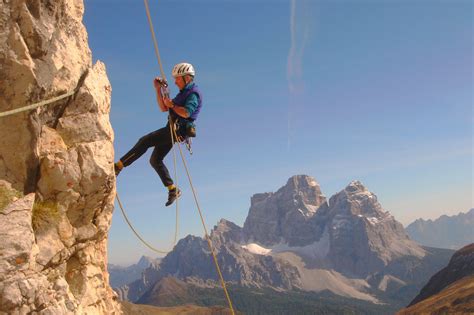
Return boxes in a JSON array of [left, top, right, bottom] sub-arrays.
[[116, 193, 173, 254], [115, 119, 181, 255]]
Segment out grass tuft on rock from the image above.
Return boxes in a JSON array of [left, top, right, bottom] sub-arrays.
[[32, 200, 61, 232]]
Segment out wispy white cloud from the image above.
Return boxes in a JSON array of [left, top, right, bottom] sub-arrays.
[[287, 0, 313, 149], [287, 0, 311, 94]]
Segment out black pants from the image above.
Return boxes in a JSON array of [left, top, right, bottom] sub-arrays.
[[119, 124, 175, 187]]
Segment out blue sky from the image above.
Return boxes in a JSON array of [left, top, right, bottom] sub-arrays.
[[83, 0, 472, 266]]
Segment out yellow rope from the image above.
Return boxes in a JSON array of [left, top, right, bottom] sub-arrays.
[[145, 0, 181, 247], [116, 0, 183, 256], [144, 0, 167, 82], [0, 90, 76, 118], [172, 128, 236, 315], [169, 118, 179, 247], [116, 192, 174, 254], [115, 120, 181, 254], [142, 2, 235, 313]]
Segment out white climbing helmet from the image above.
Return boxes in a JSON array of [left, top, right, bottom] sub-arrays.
[[172, 62, 195, 78]]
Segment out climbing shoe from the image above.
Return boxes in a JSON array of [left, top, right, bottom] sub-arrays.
[[165, 188, 181, 207], [114, 161, 123, 176]]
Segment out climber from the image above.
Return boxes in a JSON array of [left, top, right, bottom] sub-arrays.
[[114, 62, 203, 206]]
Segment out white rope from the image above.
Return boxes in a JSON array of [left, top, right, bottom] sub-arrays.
[[144, 0, 167, 82], [0, 90, 76, 118]]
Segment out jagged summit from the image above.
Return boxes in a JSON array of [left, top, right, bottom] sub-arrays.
[[343, 180, 371, 197], [284, 175, 322, 189], [325, 180, 385, 219], [137, 256, 155, 269], [278, 175, 326, 207], [406, 209, 474, 249], [243, 175, 327, 246], [211, 219, 244, 246], [309, 180, 426, 276]]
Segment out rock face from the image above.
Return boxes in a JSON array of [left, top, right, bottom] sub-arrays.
[[243, 175, 326, 246], [245, 177, 425, 277], [406, 208, 474, 249], [159, 221, 301, 288], [0, 1, 120, 313], [314, 180, 426, 277]]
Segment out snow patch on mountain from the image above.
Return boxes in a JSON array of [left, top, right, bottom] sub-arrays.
[[241, 243, 272, 255], [242, 229, 330, 260]]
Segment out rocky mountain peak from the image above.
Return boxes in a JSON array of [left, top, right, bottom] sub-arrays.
[[243, 175, 327, 246], [345, 180, 368, 193], [211, 219, 244, 245], [309, 181, 427, 277], [326, 180, 385, 218], [285, 175, 320, 189], [279, 175, 326, 207], [137, 256, 155, 269], [214, 218, 238, 231]]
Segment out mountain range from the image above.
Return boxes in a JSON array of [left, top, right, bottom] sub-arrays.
[[406, 209, 474, 249], [108, 256, 160, 288], [117, 175, 455, 313]]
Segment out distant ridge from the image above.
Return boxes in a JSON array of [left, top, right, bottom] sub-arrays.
[[406, 209, 474, 249]]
